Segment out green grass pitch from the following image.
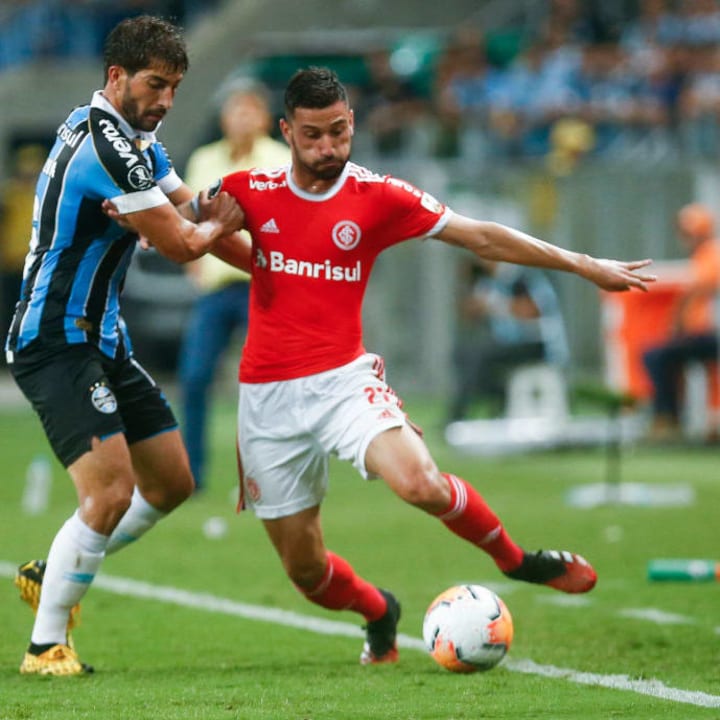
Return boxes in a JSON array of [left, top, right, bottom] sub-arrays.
[[0, 390, 718, 719]]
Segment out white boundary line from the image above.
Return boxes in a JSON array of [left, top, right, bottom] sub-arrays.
[[2, 561, 719, 708]]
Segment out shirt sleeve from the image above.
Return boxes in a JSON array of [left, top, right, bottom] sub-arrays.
[[110, 185, 169, 214], [380, 176, 451, 245]]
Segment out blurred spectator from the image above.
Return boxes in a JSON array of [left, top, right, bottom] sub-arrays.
[[678, 45, 720, 158], [621, 0, 684, 51], [534, 0, 599, 45], [573, 41, 670, 156], [643, 203, 720, 439], [178, 78, 290, 491], [447, 257, 569, 422], [432, 27, 511, 159], [0, 143, 45, 357], [678, 0, 720, 46], [495, 36, 583, 158], [545, 116, 595, 175], [360, 48, 428, 156]]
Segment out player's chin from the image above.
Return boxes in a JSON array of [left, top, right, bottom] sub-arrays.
[[314, 162, 345, 180], [141, 114, 165, 130]]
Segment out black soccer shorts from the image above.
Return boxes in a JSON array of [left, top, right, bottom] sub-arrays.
[[10, 343, 178, 467]]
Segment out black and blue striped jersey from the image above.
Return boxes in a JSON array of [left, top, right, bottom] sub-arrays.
[[5, 91, 182, 362]]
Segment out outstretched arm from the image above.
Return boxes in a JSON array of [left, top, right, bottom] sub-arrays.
[[436, 214, 656, 292]]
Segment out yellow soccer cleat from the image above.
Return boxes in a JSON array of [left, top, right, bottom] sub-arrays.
[[19, 644, 92, 676], [15, 560, 81, 638]]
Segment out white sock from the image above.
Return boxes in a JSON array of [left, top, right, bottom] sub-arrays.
[[105, 486, 166, 555], [31, 511, 108, 647]]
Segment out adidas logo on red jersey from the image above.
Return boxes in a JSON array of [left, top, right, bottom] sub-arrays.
[[260, 218, 280, 233]]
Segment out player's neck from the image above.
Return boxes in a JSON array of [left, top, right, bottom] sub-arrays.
[[291, 168, 339, 195]]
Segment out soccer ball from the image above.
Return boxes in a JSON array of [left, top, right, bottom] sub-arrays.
[[422, 584, 514, 673]]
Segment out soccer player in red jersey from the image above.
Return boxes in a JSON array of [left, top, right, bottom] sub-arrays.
[[196, 67, 655, 665]]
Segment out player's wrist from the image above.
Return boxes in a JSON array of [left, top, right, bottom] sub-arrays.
[[189, 194, 201, 221]]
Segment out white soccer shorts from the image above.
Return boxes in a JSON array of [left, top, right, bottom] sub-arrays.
[[237, 353, 406, 519]]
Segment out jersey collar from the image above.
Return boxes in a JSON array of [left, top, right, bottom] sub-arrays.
[[91, 90, 158, 147], [287, 161, 350, 201]]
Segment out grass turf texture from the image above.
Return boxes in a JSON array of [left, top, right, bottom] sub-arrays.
[[1, 389, 718, 719]]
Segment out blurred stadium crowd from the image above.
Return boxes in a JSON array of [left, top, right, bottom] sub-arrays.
[[4, 0, 720, 166], [0, 0, 218, 70], [354, 0, 720, 166]]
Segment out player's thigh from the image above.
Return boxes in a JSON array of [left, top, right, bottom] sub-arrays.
[[365, 422, 439, 494], [311, 353, 406, 478]]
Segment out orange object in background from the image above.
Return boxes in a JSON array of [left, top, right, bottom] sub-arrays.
[[601, 261, 720, 404]]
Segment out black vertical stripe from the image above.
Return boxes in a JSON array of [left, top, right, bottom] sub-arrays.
[[83, 227, 134, 345]]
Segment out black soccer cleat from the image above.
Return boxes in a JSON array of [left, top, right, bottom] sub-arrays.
[[504, 550, 597, 594], [359, 589, 401, 665]]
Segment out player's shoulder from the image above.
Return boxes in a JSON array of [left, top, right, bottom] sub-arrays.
[[346, 162, 386, 185], [87, 107, 134, 161], [64, 103, 91, 130], [345, 162, 420, 195], [86, 107, 154, 191]]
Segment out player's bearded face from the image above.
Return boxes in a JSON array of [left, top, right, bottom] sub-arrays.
[[285, 103, 353, 181], [119, 66, 183, 132]]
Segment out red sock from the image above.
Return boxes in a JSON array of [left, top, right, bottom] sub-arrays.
[[434, 473, 525, 572], [298, 551, 387, 622]]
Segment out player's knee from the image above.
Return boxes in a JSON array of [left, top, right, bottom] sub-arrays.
[[83, 483, 134, 531], [396, 465, 449, 511], [142, 472, 194, 511], [173, 471, 195, 503], [284, 555, 326, 590]]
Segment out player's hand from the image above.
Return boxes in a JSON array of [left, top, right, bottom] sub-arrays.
[[583, 257, 656, 292], [102, 199, 154, 250], [102, 199, 136, 232], [197, 188, 245, 237]]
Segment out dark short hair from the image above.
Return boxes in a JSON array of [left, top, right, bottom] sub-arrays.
[[284, 66, 348, 117], [103, 15, 189, 82]]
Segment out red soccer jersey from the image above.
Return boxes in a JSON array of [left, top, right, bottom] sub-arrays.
[[220, 161, 451, 382]]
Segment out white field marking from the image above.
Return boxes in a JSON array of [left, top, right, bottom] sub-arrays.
[[504, 659, 720, 708], [537, 594, 593, 607], [619, 607, 696, 625], [1, 561, 719, 708]]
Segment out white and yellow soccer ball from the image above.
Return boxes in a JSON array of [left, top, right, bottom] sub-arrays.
[[422, 584, 514, 673]]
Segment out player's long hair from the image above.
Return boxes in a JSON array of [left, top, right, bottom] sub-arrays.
[[284, 67, 348, 116], [102, 15, 189, 81]]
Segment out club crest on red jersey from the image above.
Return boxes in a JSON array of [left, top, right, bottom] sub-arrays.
[[332, 220, 361, 251]]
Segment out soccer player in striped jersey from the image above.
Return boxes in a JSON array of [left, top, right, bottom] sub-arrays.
[[7, 16, 246, 675]]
